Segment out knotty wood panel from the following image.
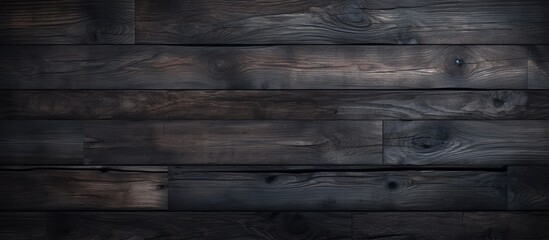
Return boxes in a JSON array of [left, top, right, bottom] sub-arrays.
[[509, 166, 549, 210], [353, 212, 549, 240], [0, 45, 527, 89], [528, 45, 549, 89], [0, 121, 82, 165], [0, 167, 167, 210], [136, 0, 549, 44], [0, 212, 351, 240], [383, 121, 549, 166], [3, 90, 549, 120], [169, 168, 507, 210], [0, 0, 134, 44], [84, 121, 381, 165]]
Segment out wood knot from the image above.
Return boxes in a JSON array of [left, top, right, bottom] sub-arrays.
[[265, 175, 277, 184], [492, 98, 505, 108], [454, 58, 464, 66], [319, 1, 372, 30], [387, 181, 399, 190], [410, 127, 449, 152]]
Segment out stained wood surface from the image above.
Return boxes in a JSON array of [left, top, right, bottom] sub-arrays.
[[383, 121, 549, 166], [0, 45, 528, 89], [528, 45, 549, 89], [0, 167, 167, 210], [0, 0, 134, 44], [0, 212, 351, 240], [0, 121, 82, 165], [169, 168, 507, 210], [353, 212, 549, 240], [136, 0, 549, 44], [509, 166, 549, 210], [2, 90, 549, 120], [84, 121, 381, 165]]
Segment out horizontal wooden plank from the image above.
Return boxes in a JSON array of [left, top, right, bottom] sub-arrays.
[[0, 167, 167, 210], [0, 121, 82, 165], [136, 0, 549, 44], [84, 121, 381, 165], [0, 212, 351, 240], [383, 121, 549, 166], [509, 166, 549, 210], [2, 90, 549, 120], [353, 212, 549, 240], [169, 168, 507, 210], [0, 45, 527, 89], [0, 0, 134, 44], [528, 45, 549, 89]]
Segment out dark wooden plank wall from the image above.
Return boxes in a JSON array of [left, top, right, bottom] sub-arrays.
[[1, 0, 549, 239]]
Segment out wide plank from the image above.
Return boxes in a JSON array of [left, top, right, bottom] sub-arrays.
[[0, 0, 134, 44], [0, 167, 167, 210], [509, 166, 549, 210], [528, 45, 549, 89], [2, 90, 549, 120], [383, 121, 549, 166], [136, 0, 549, 44], [168, 168, 507, 210], [353, 212, 549, 240], [0, 212, 351, 240], [0, 45, 526, 89], [84, 121, 381, 165], [0, 121, 82, 165]]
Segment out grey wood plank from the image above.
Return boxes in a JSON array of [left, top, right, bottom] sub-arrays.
[[509, 166, 549, 210], [136, 0, 549, 44], [84, 121, 381, 165], [353, 212, 549, 240], [2, 90, 549, 120], [0, 121, 83, 165], [0, 0, 134, 44], [0, 45, 527, 89], [168, 168, 507, 210], [528, 45, 549, 89], [0, 167, 167, 210], [383, 121, 549, 166]]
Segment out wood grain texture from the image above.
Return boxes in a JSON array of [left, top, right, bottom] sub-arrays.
[[136, 0, 549, 44], [169, 168, 507, 210], [0, 212, 351, 240], [528, 45, 549, 89], [84, 121, 381, 165], [0, 45, 527, 89], [2, 90, 549, 120], [0, 121, 82, 165], [0, 0, 134, 44], [353, 212, 549, 240], [383, 121, 549, 166], [509, 166, 549, 210], [0, 167, 167, 210]]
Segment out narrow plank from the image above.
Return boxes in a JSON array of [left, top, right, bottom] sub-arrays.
[[0, 121, 82, 165], [168, 168, 507, 210], [136, 0, 549, 44], [528, 45, 549, 89], [2, 90, 549, 120], [0, 45, 527, 89], [383, 121, 549, 166], [0, 167, 167, 210], [84, 121, 381, 165], [0, 212, 351, 240], [509, 166, 549, 210], [353, 212, 549, 240], [0, 0, 134, 44]]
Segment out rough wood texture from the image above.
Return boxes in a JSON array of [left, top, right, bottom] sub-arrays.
[[0, 212, 351, 240], [2, 90, 549, 120], [136, 0, 549, 44], [353, 212, 549, 240], [0, 121, 82, 165], [509, 166, 549, 210], [0, 167, 167, 210], [383, 121, 549, 166], [0, 45, 527, 89], [528, 45, 549, 89], [0, 0, 134, 44], [84, 121, 381, 165], [169, 168, 507, 210]]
